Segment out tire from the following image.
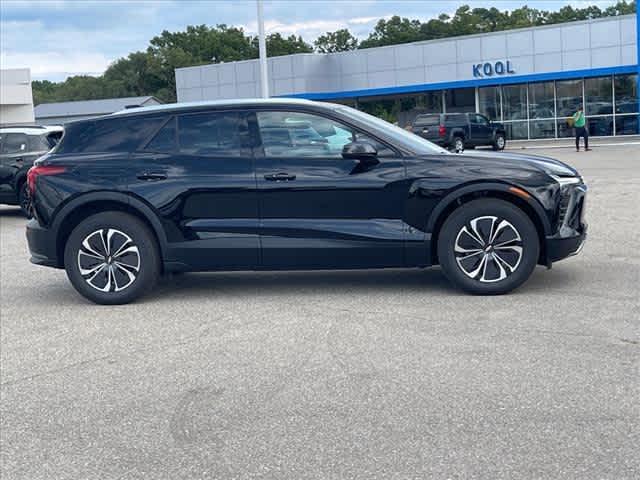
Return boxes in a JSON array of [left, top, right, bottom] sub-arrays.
[[452, 136, 465, 153], [64, 211, 160, 304], [17, 182, 31, 218], [437, 199, 539, 295], [493, 133, 506, 151]]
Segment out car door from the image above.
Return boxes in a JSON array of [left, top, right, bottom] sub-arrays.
[[128, 110, 260, 271], [0, 133, 30, 196], [469, 114, 493, 145], [252, 109, 407, 269]]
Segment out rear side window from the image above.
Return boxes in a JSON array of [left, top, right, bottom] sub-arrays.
[[56, 116, 166, 154], [177, 112, 247, 157], [444, 114, 466, 124], [1, 133, 28, 154]]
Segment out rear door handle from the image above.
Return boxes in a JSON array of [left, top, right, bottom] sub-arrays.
[[264, 172, 296, 181], [137, 171, 167, 181]]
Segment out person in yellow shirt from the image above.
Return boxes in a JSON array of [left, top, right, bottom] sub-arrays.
[[572, 105, 591, 152]]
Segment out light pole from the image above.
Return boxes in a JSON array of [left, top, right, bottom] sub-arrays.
[[256, 0, 269, 98]]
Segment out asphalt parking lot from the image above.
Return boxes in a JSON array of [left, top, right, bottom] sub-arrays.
[[1, 143, 638, 479]]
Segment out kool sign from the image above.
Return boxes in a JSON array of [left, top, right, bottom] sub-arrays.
[[473, 60, 515, 78]]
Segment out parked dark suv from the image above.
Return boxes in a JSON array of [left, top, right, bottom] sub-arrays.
[[26, 99, 586, 304], [411, 113, 506, 152], [0, 125, 63, 215]]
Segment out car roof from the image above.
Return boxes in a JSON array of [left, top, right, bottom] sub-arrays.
[[0, 125, 64, 135], [110, 98, 339, 118]]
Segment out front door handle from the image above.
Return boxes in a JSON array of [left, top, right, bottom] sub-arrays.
[[137, 171, 167, 181], [264, 172, 296, 182]]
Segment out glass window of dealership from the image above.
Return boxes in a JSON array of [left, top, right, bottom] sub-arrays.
[[344, 73, 638, 139]]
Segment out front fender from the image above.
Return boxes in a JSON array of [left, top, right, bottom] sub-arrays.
[[422, 181, 552, 236]]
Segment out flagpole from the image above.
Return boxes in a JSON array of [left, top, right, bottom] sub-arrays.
[[256, 0, 269, 98]]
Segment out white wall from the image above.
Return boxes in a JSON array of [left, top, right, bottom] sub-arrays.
[[176, 14, 637, 102]]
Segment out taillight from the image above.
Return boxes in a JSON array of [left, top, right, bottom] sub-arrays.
[[438, 125, 447, 137], [27, 165, 66, 195]]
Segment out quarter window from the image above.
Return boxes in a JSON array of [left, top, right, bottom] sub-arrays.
[[146, 118, 177, 152], [256, 111, 393, 158], [178, 112, 246, 156]]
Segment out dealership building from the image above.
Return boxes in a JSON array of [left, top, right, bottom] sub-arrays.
[[0, 68, 35, 126], [176, 13, 639, 140]]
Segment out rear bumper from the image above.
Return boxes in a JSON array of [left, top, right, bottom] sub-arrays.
[[545, 229, 587, 264], [26, 219, 60, 268]]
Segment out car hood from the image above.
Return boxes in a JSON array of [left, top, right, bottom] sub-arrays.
[[458, 149, 579, 177]]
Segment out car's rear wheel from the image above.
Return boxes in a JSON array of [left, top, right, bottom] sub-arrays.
[[18, 182, 31, 217], [64, 212, 160, 304], [437, 199, 539, 295], [452, 136, 465, 153]]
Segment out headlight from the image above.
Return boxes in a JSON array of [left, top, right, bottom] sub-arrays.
[[551, 175, 582, 187]]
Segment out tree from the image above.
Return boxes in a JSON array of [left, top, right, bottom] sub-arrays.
[[255, 33, 313, 57], [359, 16, 423, 49], [314, 29, 358, 53]]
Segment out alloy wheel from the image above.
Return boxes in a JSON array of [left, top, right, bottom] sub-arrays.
[[497, 136, 505, 149], [77, 229, 140, 292], [454, 216, 523, 283]]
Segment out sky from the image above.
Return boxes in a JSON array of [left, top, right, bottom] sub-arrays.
[[0, 0, 627, 81]]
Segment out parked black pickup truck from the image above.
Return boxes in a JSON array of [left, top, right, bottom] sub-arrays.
[[411, 113, 506, 152]]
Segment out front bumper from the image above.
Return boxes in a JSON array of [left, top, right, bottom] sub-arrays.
[[545, 181, 588, 264], [26, 218, 60, 268], [545, 230, 586, 263]]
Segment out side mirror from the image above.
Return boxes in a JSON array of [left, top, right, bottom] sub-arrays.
[[342, 141, 377, 161]]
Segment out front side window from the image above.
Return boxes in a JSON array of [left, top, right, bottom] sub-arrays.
[[470, 114, 489, 125], [0, 133, 28, 154], [178, 112, 247, 157], [29, 134, 51, 152], [256, 111, 393, 158]]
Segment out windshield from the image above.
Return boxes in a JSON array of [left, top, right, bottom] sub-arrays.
[[336, 105, 449, 155]]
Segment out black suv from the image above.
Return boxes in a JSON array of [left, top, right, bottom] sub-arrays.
[[411, 113, 506, 152], [26, 99, 586, 304], [0, 126, 63, 215]]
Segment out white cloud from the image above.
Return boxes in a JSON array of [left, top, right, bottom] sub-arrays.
[[1, 51, 110, 79]]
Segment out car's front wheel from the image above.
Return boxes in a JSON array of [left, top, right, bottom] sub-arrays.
[[437, 199, 539, 295], [64, 212, 160, 304], [493, 133, 506, 151]]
